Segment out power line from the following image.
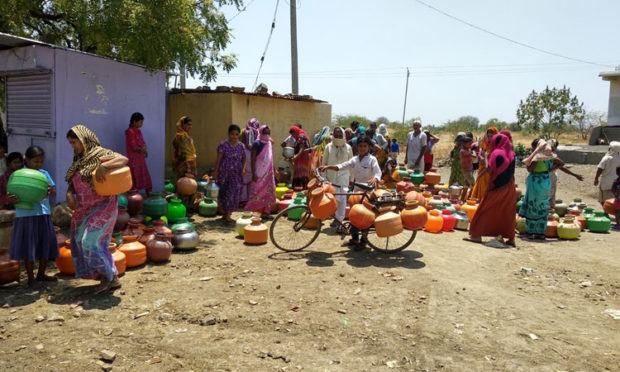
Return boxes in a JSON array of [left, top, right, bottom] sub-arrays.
[[252, 0, 280, 91], [227, 0, 257, 22], [413, 0, 615, 69]]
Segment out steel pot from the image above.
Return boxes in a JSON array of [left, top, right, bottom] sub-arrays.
[[448, 183, 463, 199], [205, 180, 220, 199], [454, 210, 470, 231], [172, 227, 199, 250], [283, 147, 295, 158]]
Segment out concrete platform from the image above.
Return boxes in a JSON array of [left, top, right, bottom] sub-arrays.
[[556, 144, 608, 165]]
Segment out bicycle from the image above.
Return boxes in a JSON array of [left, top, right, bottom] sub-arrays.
[[269, 170, 417, 253]]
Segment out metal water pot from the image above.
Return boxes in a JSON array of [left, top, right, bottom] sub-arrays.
[[205, 180, 220, 199], [454, 210, 470, 231], [448, 183, 463, 199], [283, 147, 295, 158]]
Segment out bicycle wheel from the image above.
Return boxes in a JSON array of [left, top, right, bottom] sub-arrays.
[[364, 227, 417, 253], [269, 205, 322, 252]]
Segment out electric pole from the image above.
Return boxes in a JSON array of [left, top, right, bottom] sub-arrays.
[[290, 0, 299, 94], [402, 67, 411, 125]]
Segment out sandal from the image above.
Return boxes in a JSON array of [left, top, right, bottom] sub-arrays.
[[505, 240, 516, 247]]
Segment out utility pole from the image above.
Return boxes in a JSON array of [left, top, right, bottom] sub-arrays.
[[290, 0, 299, 95], [402, 67, 411, 125], [180, 66, 186, 89]]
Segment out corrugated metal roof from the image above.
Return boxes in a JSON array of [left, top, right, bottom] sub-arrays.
[[0, 32, 49, 50]]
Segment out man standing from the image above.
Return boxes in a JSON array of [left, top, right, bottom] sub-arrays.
[[405, 120, 427, 170]]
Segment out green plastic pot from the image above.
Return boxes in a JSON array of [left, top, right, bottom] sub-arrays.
[[7, 168, 49, 210], [171, 217, 195, 234], [166, 198, 187, 224], [164, 179, 175, 193], [587, 211, 611, 233], [118, 193, 128, 208], [143, 193, 168, 219], [199, 198, 218, 217]]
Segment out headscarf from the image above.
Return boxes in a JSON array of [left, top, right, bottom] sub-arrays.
[[244, 118, 260, 148], [65, 124, 115, 186], [258, 125, 271, 144], [481, 127, 499, 152], [488, 133, 515, 182], [454, 132, 466, 144], [344, 128, 354, 142], [606, 141, 620, 156], [378, 124, 388, 136], [174, 116, 197, 160], [523, 139, 555, 166], [500, 129, 513, 143], [289, 125, 306, 138], [357, 126, 366, 135], [312, 126, 330, 146]]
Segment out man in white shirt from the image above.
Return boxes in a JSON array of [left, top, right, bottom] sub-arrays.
[[405, 120, 427, 170], [322, 127, 353, 223], [594, 141, 620, 205]]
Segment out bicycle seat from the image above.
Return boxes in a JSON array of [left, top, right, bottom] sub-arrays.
[[353, 182, 375, 192]]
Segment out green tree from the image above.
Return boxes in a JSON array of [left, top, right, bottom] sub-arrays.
[[482, 118, 509, 131], [443, 115, 479, 134], [0, 0, 242, 83], [331, 114, 371, 128], [516, 86, 585, 139]]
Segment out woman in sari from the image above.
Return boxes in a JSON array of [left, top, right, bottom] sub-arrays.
[[449, 132, 466, 187], [245, 125, 276, 219], [215, 124, 246, 222], [125, 112, 152, 194], [310, 126, 331, 176], [470, 126, 499, 201], [464, 133, 517, 246], [289, 125, 311, 188], [65, 125, 128, 294], [240, 118, 260, 205], [519, 139, 563, 239], [172, 116, 197, 178]]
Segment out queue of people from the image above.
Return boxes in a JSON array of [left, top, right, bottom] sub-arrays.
[[1, 114, 619, 291]]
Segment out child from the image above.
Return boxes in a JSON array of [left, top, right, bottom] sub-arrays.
[[459, 137, 476, 201], [319, 135, 382, 249], [7, 146, 58, 287], [423, 130, 439, 172], [390, 138, 399, 161], [0, 152, 24, 208], [612, 166, 620, 230]]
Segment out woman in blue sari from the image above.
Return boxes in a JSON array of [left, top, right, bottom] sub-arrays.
[[519, 139, 564, 239]]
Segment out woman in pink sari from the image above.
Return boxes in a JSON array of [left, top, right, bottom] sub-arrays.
[[240, 118, 260, 205], [245, 125, 276, 219]]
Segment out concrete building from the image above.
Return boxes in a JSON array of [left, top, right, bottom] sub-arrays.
[[591, 70, 620, 144], [166, 89, 332, 176], [0, 32, 166, 202]]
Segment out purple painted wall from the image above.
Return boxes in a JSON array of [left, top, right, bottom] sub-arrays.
[[1, 45, 166, 202]]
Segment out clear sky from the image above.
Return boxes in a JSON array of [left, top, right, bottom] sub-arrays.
[[187, 0, 620, 126]]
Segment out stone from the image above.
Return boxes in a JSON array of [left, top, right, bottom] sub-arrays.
[[35, 315, 46, 323], [101, 363, 113, 371], [100, 350, 117, 362], [200, 315, 217, 326]]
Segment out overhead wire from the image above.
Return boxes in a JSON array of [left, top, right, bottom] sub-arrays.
[[413, 0, 615, 69], [227, 0, 257, 22], [252, 0, 280, 91]]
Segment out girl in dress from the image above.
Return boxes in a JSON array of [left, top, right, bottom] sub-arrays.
[[215, 124, 246, 222], [8, 146, 58, 287], [125, 112, 152, 194]]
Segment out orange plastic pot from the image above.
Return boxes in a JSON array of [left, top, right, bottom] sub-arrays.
[[374, 211, 403, 238], [118, 235, 146, 267], [0, 250, 20, 283], [424, 210, 443, 233], [92, 157, 133, 196], [309, 188, 337, 220], [461, 200, 478, 221], [603, 198, 614, 215], [424, 170, 441, 185], [347, 193, 363, 207], [401, 201, 427, 230], [349, 204, 376, 229], [55, 245, 75, 275], [546, 215, 558, 238], [244, 217, 268, 245], [109, 243, 126, 275], [405, 190, 426, 207]]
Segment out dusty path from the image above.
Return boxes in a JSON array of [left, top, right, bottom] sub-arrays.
[[0, 165, 618, 371]]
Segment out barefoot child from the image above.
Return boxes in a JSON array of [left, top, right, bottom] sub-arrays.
[[8, 146, 58, 287], [0, 152, 24, 209], [318, 135, 382, 249]]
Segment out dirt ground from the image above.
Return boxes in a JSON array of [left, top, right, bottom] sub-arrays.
[[0, 164, 618, 371]]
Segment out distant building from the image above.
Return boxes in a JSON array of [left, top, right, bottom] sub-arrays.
[[0, 32, 166, 202], [592, 69, 620, 144]]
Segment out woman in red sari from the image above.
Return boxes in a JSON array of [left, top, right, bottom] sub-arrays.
[[289, 126, 311, 188], [464, 133, 517, 247], [125, 112, 152, 194], [470, 126, 498, 201]]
